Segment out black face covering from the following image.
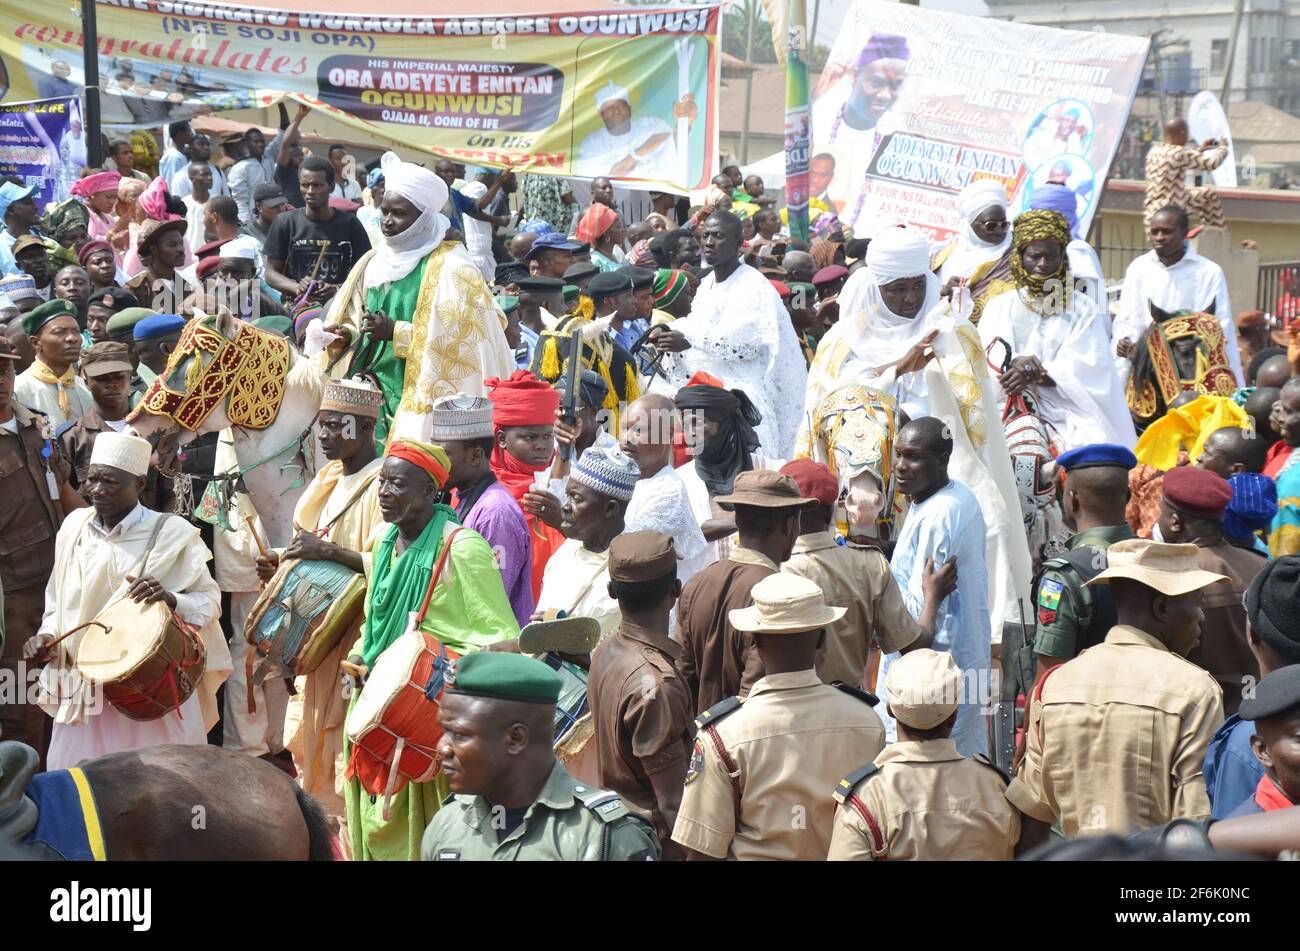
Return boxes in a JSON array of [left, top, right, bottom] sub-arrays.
[[674, 384, 762, 497]]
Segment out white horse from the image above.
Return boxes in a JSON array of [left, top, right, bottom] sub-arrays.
[[127, 311, 325, 549]]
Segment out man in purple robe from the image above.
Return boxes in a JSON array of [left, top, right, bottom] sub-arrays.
[[431, 394, 535, 626]]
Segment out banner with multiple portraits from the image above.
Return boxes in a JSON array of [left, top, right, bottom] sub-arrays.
[[0, 1, 723, 191], [812, 1, 1150, 242]]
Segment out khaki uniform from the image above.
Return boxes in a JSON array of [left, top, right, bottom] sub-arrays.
[[782, 532, 921, 686], [671, 669, 885, 860], [1007, 625, 1223, 836], [827, 739, 1020, 860], [420, 760, 659, 861]]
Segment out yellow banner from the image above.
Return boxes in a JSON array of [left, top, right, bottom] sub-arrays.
[[0, 1, 722, 189]]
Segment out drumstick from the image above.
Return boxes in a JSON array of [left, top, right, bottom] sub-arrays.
[[245, 515, 270, 559], [340, 660, 367, 678]]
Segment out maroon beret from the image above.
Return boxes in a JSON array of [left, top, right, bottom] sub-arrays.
[[780, 458, 839, 507], [1163, 466, 1232, 520]]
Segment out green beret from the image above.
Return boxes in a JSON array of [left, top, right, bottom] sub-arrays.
[[252, 315, 294, 337], [495, 295, 519, 315], [21, 298, 78, 338], [105, 307, 159, 342], [446, 652, 561, 705], [562, 284, 579, 304]]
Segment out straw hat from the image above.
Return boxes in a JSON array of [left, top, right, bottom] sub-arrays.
[[728, 574, 845, 634], [1085, 539, 1228, 597]]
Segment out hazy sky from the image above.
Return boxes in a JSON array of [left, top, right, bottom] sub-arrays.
[[811, 0, 992, 48]]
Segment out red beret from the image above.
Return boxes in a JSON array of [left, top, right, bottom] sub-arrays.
[[780, 458, 839, 507], [1163, 466, 1232, 520], [769, 279, 791, 300], [486, 370, 561, 428], [194, 238, 231, 260], [195, 256, 222, 280]]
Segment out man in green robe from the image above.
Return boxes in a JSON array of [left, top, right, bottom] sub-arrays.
[[320, 152, 515, 450], [343, 438, 520, 860]]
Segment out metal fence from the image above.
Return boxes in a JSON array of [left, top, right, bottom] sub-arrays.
[[1259, 260, 1300, 316], [1092, 214, 1148, 285]]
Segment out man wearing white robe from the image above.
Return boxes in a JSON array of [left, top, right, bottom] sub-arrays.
[[28, 432, 230, 770], [798, 226, 1033, 648], [575, 81, 697, 182], [648, 210, 807, 458], [978, 209, 1135, 451]]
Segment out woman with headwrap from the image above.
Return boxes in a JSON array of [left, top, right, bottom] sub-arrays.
[[1029, 181, 1107, 314], [71, 170, 121, 245], [108, 176, 146, 261], [979, 210, 1135, 451], [575, 204, 624, 273], [322, 151, 516, 448], [122, 177, 193, 278], [930, 179, 1014, 323], [673, 371, 766, 561], [799, 225, 1033, 647]]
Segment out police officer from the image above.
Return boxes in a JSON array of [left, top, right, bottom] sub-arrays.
[[420, 652, 659, 861], [671, 574, 885, 860], [828, 649, 1021, 860], [1032, 444, 1137, 682]]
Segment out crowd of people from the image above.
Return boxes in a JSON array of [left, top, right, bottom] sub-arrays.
[[1, 104, 1299, 863]]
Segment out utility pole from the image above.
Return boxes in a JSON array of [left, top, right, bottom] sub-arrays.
[[82, 0, 103, 167], [739, 0, 758, 165], [810, 0, 821, 67], [1221, 0, 1246, 103]]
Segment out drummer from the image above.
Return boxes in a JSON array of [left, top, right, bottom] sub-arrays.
[[255, 378, 387, 819], [23, 431, 231, 771], [342, 437, 519, 861]]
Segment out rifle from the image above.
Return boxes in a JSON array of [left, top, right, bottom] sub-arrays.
[[557, 329, 582, 462], [990, 597, 1032, 776]]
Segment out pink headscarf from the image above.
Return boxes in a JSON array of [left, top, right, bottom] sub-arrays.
[[139, 176, 180, 222], [575, 203, 618, 244], [71, 170, 121, 198]]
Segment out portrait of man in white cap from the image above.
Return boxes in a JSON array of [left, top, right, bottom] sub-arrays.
[[576, 79, 698, 181]]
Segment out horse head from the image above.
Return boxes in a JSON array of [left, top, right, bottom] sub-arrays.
[[810, 384, 900, 538], [127, 310, 297, 473]]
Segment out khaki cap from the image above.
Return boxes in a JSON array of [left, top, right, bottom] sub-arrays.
[[609, 531, 679, 582], [728, 573, 846, 634], [1085, 538, 1228, 597], [885, 649, 962, 729], [713, 469, 816, 510]]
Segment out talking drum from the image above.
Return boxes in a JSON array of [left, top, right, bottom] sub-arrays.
[[245, 557, 367, 683], [346, 628, 461, 816], [74, 598, 207, 721]]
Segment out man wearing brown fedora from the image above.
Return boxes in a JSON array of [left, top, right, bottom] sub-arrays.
[[1007, 538, 1227, 842], [672, 572, 885, 860], [675, 469, 813, 715]]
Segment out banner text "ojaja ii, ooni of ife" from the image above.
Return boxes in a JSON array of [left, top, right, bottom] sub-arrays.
[[0, 1, 723, 191]]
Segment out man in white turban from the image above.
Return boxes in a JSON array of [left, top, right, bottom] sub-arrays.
[[576, 80, 698, 181], [25, 431, 230, 770], [930, 178, 1015, 323], [797, 226, 1033, 657], [322, 152, 515, 446]]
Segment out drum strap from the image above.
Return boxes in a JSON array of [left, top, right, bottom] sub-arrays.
[[315, 468, 382, 538], [415, 526, 464, 626]]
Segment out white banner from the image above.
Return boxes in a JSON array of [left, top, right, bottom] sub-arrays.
[[812, 1, 1150, 241]]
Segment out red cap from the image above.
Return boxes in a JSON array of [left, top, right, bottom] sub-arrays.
[[195, 256, 222, 280], [486, 370, 561, 428], [779, 458, 839, 507], [769, 279, 791, 299], [1162, 465, 1232, 520]]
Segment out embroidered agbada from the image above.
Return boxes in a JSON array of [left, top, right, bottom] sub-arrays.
[[343, 513, 519, 861], [281, 457, 386, 816], [652, 262, 807, 458], [324, 243, 516, 447], [35, 504, 231, 771], [799, 230, 1033, 642]]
